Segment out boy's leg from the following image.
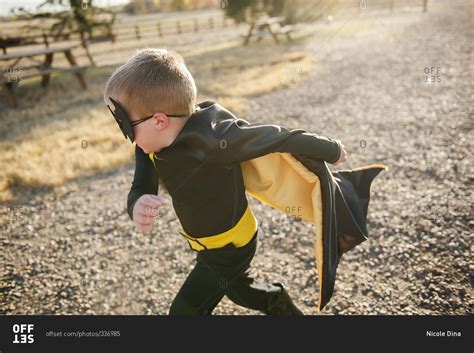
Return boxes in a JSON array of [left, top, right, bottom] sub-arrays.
[[224, 233, 304, 315], [224, 270, 282, 311], [169, 233, 258, 315], [168, 260, 227, 315], [169, 229, 302, 315]]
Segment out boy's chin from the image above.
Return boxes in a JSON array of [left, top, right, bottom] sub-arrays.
[[141, 147, 160, 154], [138, 143, 160, 154]]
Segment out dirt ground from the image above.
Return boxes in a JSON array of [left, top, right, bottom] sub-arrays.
[[1, 0, 472, 315]]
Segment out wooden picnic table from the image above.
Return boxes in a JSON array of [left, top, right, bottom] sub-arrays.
[[0, 44, 87, 108], [243, 16, 293, 46]]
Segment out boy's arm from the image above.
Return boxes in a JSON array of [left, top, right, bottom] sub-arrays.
[[212, 117, 341, 165], [127, 146, 159, 220]]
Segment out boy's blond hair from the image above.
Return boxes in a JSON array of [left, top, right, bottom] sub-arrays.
[[104, 48, 197, 117]]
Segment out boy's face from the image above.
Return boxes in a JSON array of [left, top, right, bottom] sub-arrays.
[[106, 97, 189, 154]]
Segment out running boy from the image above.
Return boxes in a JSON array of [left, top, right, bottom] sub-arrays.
[[103, 48, 347, 315]]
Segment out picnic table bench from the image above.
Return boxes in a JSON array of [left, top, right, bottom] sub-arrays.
[[0, 34, 49, 54], [0, 44, 87, 108], [243, 16, 293, 45]]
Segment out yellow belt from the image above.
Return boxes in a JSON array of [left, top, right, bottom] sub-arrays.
[[179, 205, 258, 251], [148, 152, 258, 251]]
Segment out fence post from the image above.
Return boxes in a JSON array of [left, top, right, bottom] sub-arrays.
[[194, 18, 199, 32], [208, 17, 214, 30], [223, 16, 227, 27], [1, 34, 6, 54], [176, 20, 182, 34], [423, 0, 428, 12], [107, 25, 116, 43], [390, 0, 394, 12], [157, 22, 163, 37], [42, 30, 49, 48], [135, 25, 141, 39]]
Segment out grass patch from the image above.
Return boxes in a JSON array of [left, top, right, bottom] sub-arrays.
[[0, 105, 135, 201]]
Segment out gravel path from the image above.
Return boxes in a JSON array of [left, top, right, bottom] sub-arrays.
[[1, 1, 472, 315]]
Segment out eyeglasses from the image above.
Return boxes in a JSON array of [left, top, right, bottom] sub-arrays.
[[106, 97, 190, 143]]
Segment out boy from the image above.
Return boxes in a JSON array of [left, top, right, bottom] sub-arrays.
[[104, 48, 347, 315]]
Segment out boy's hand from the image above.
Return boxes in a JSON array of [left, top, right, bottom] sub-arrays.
[[331, 139, 348, 166], [132, 194, 167, 232]]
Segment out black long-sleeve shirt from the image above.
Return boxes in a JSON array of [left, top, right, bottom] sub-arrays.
[[127, 101, 340, 237]]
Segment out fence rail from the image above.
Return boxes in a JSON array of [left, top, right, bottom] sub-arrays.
[[0, 14, 233, 41]]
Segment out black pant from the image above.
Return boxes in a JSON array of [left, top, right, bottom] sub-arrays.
[[169, 229, 283, 315]]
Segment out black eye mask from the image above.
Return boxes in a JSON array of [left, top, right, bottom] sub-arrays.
[[107, 97, 136, 142], [106, 97, 190, 143]]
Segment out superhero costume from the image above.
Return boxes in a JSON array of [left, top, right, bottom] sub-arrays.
[[125, 101, 387, 312]]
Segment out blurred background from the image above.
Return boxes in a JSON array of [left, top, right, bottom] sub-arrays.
[[0, 0, 471, 315]]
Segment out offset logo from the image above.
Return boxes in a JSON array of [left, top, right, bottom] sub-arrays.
[[13, 324, 34, 344]]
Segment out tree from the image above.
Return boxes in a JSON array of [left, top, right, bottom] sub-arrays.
[[11, 0, 115, 40]]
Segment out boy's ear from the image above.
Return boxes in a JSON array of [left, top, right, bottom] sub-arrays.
[[153, 112, 169, 130]]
